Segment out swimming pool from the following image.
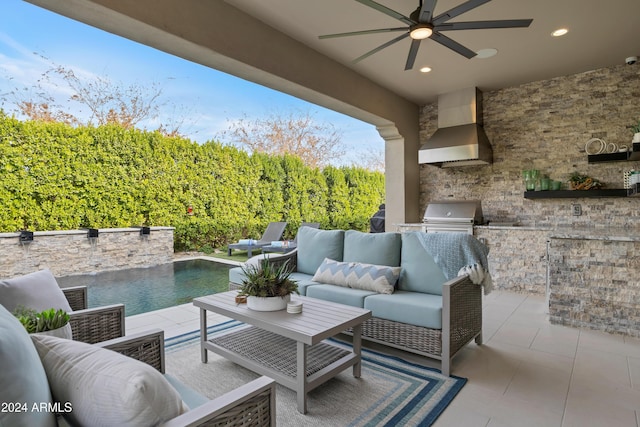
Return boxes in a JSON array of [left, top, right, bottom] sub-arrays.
[[57, 259, 234, 316]]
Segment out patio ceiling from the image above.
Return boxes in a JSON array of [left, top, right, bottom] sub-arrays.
[[226, 0, 640, 104]]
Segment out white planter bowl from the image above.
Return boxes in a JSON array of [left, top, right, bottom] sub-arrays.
[[31, 323, 73, 339], [247, 294, 291, 311], [633, 132, 640, 143]]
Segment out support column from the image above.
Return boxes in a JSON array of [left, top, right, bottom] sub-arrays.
[[377, 123, 420, 231]]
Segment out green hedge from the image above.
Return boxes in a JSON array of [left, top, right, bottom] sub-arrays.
[[0, 113, 385, 250]]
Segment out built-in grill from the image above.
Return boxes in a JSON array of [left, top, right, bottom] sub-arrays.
[[422, 200, 483, 234]]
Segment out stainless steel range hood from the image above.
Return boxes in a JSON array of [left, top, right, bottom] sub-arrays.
[[419, 87, 493, 167]]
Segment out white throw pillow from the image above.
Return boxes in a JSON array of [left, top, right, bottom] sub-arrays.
[[312, 258, 401, 294], [31, 334, 188, 427], [0, 269, 72, 313]]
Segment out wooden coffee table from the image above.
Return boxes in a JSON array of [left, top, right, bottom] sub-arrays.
[[193, 291, 372, 413]]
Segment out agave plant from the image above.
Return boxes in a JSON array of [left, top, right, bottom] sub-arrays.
[[13, 306, 70, 333], [238, 259, 298, 298]]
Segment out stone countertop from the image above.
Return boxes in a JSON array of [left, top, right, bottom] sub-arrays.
[[475, 224, 640, 241], [548, 227, 640, 242], [475, 224, 546, 231]]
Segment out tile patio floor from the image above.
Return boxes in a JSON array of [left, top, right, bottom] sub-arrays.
[[126, 288, 640, 427]]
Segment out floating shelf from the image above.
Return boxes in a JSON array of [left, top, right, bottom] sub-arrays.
[[588, 142, 640, 163], [524, 189, 629, 199]]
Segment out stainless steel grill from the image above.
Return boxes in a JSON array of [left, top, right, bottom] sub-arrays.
[[422, 200, 483, 234]]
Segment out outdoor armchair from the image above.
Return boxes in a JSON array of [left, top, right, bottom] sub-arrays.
[[0, 269, 125, 345], [98, 328, 277, 426], [62, 286, 125, 344], [227, 221, 287, 257]]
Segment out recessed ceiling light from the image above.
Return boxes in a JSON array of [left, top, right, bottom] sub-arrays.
[[552, 28, 568, 37], [419, 66, 432, 73], [475, 48, 498, 59]]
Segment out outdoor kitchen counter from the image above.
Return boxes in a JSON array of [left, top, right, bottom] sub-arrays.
[[548, 226, 640, 241], [546, 227, 640, 338]]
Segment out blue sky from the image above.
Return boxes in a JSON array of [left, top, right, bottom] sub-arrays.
[[0, 0, 383, 167]]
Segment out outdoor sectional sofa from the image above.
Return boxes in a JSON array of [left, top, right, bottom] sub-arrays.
[[229, 227, 488, 376]]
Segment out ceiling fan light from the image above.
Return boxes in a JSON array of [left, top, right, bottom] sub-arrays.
[[410, 25, 433, 40]]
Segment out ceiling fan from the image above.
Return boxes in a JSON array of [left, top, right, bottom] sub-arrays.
[[319, 0, 533, 70]]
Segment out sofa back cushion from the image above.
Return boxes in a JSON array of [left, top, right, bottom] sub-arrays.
[[342, 230, 401, 267], [399, 232, 447, 295], [0, 304, 56, 427], [296, 228, 345, 275]]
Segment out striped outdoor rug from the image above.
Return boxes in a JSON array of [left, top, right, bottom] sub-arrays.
[[165, 320, 466, 427]]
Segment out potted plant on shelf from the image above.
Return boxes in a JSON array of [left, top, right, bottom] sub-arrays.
[[568, 172, 603, 190], [631, 118, 640, 143], [238, 259, 298, 311], [13, 306, 72, 339]]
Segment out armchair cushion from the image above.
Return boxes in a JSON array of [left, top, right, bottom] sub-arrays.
[[0, 305, 56, 427], [0, 269, 72, 314], [31, 334, 188, 427]]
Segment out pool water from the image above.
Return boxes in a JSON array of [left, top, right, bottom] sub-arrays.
[[57, 259, 233, 316]]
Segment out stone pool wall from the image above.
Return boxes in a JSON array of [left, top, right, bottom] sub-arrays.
[[0, 227, 174, 278]]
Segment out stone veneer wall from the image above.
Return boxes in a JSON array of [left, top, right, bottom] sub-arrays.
[[473, 227, 548, 294], [420, 64, 640, 294], [0, 227, 174, 278], [548, 237, 640, 337]]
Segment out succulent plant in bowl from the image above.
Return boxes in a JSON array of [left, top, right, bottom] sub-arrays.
[[13, 306, 71, 337], [238, 259, 298, 311]]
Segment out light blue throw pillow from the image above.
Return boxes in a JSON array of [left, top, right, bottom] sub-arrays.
[[312, 258, 400, 294], [399, 232, 447, 295], [342, 230, 402, 266], [0, 304, 56, 427], [296, 228, 344, 275]]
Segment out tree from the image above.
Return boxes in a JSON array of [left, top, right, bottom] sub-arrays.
[[3, 57, 185, 136], [221, 110, 345, 168]]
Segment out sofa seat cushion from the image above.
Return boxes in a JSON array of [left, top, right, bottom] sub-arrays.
[[288, 272, 322, 296], [364, 291, 443, 329], [31, 334, 188, 427], [296, 228, 345, 275], [312, 258, 400, 294], [229, 266, 246, 286], [342, 230, 402, 267], [0, 269, 72, 314], [0, 305, 56, 427], [305, 284, 376, 308], [399, 232, 448, 295]]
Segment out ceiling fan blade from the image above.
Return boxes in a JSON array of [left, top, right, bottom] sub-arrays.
[[430, 32, 477, 58], [405, 39, 422, 70], [353, 32, 410, 63], [432, 0, 491, 25], [319, 27, 407, 39], [418, 0, 438, 23], [355, 0, 415, 25], [435, 19, 533, 31]]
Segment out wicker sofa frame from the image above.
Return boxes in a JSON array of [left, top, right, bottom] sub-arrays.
[[230, 250, 482, 376], [62, 287, 276, 425]]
